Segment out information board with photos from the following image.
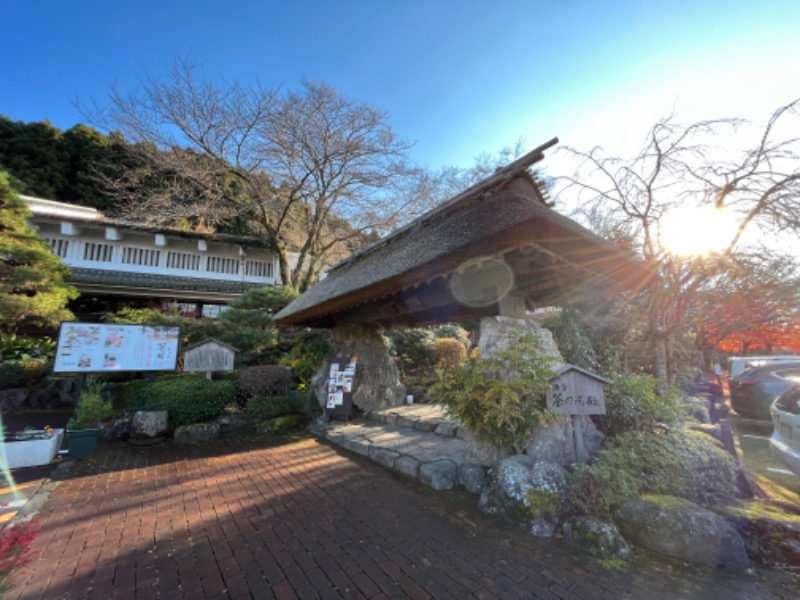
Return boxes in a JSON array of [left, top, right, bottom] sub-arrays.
[[53, 322, 180, 373], [325, 355, 357, 422]]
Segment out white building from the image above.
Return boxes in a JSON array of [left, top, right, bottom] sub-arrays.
[[25, 196, 284, 320]]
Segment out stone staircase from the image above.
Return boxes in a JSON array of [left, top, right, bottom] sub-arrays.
[[315, 404, 487, 493]]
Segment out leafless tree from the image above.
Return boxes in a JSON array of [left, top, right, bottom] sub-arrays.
[[86, 57, 420, 290], [556, 99, 800, 381]]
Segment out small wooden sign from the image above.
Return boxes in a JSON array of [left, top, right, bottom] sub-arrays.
[[183, 339, 237, 373], [546, 364, 609, 416]]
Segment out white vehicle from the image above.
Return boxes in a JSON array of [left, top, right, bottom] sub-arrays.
[[770, 384, 800, 476]]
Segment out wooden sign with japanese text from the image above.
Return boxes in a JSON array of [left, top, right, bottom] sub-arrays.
[[546, 368, 607, 415]]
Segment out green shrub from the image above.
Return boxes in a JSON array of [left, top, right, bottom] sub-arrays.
[[602, 373, 685, 436], [238, 365, 293, 397], [430, 323, 471, 349], [281, 329, 330, 390], [244, 394, 305, 423], [68, 378, 115, 429], [432, 338, 467, 369], [384, 328, 436, 368], [0, 334, 56, 361], [122, 374, 236, 426], [0, 357, 51, 387], [431, 329, 557, 453], [567, 429, 739, 518]]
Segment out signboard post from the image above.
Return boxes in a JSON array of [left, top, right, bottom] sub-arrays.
[[546, 364, 610, 464], [53, 322, 180, 373]]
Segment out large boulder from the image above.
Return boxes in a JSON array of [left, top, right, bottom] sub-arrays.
[[479, 455, 568, 537], [614, 496, 749, 569], [460, 427, 512, 467], [477, 317, 562, 360], [312, 325, 406, 413], [131, 410, 169, 439], [563, 516, 632, 561], [720, 507, 800, 567], [526, 415, 604, 468]]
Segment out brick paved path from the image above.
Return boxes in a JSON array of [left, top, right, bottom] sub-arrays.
[[7, 436, 799, 599]]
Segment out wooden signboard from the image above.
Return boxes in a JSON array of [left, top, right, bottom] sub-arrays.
[[546, 366, 608, 416], [183, 339, 237, 379], [546, 364, 610, 464], [325, 356, 358, 423]]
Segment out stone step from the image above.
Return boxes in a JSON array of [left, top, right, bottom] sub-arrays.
[[319, 418, 486, 493], [365, 403, 461, 438]]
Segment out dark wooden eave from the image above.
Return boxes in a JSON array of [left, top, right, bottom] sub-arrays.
[[275, 139, 653, 329]]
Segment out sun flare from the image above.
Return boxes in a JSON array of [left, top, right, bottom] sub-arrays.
[[659, 205, 738, 257]]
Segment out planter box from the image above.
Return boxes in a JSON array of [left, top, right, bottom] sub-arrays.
[[68, 428, 101, 459], [2, 429, 64, 469]]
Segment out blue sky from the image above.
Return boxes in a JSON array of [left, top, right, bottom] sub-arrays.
[[2, 0, 799, 174]]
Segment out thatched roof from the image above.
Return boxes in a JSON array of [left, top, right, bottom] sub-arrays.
[[275, 139, 651, 329]]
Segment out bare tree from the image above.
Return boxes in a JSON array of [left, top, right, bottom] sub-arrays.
[[86, 58, 419, 290], [557, 99, 800, 381]]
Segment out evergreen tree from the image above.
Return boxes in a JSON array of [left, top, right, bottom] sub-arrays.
[[0, 172, 77, 334]]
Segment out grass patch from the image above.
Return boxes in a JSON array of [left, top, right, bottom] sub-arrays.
[[720, 499, 800, 523]]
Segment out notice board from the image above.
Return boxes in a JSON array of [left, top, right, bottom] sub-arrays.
[[325, 355, 358, 422], [53, 322, 180, 373]]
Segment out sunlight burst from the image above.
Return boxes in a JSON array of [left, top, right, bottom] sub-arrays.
[[659, 204, 738, 256]]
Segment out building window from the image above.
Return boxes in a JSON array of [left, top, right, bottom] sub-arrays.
[[47, 238, 69, 258], [83, 242, 114, 262], [122, 247, 161, 267], [207, 256, 240, 274], [201, 304, 230, 318], [166, 251, 201, 271], [244, 260, 273, 278]]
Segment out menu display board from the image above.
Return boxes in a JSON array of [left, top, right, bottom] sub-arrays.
[[53, 322, 180, 373], [326, 355, 357, 422]]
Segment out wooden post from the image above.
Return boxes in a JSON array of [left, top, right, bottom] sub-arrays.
[[573, 415, 587, 465]]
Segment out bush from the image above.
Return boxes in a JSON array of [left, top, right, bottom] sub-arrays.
[[602, 373, 685, 437], [281, 329, 330, 390], [567, 429, 739, 518], [68, 378, 115, 429], [431, 329, 557, 453], [384, 328, 436, 368], [432, 338, 467, 369], [0, 357, 51, 387], [244, 394, 305, 423], [122, 374, 236, 426], [0, 334, 56, 361], [430, 323, 471, 349], [238, 365, 293, 397]]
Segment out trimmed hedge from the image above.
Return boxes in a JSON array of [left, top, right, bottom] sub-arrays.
[[0, 358, 51, 387], [122, 374, 236, 426], [238, 365, 293, 397], [244, 394, 305, 423]]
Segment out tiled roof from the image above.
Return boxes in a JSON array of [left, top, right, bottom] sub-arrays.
[[68, 268, 268, 294], [24, 195, 274, 250]]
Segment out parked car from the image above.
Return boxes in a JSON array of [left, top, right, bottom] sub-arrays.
[[729, 360, 800, 421], [770, 384, 800, 476], [727, 355, 800, 386]]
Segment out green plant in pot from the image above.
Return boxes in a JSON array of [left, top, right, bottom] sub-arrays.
[[67, 377, 115, 459]]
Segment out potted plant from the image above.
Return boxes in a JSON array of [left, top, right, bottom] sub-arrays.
[[1, 425, 64, 468], [67, 378, 114, 459]]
